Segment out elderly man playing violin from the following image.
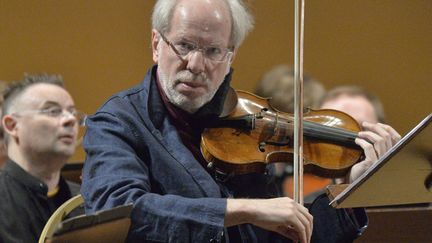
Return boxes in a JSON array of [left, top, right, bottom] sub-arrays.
[[81, 0, 401, 242]]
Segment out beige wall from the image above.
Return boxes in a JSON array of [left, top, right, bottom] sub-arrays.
[[1, 0, 431, 162]]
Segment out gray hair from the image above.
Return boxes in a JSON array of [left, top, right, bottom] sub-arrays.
[[151, 0, 254, 48]]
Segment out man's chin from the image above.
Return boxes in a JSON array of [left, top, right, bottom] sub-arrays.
[[172, 98, 205, 114], [175, 86, 206, 100], [54, 146, 76, 158], [169, 87, 216, 113]]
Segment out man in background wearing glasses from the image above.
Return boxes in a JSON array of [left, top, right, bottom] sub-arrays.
[[0, 74, 84, 242], [81, 0, 400, 242]]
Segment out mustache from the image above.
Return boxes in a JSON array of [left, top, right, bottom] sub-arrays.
[[174, 70, 207, 83]]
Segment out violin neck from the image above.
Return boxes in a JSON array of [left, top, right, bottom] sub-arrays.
[[303, 121, 359, 147]]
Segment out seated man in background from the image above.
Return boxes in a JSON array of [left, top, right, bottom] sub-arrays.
[[255, 64, 326, 113], [0, 74, 83, 243], [320, 85, 385, 125], [0, 80, 8, 169]]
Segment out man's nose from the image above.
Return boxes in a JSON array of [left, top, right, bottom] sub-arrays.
[[60, 111, 78, 126], [186, 51, 206, 74]]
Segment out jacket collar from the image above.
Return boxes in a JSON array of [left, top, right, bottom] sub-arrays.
[[3, 159, 71, 198]]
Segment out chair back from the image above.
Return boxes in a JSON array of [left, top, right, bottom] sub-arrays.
[[38, 194, 84, 243]]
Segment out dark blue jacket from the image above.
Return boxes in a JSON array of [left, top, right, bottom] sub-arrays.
[[81, 66, 366, 243]]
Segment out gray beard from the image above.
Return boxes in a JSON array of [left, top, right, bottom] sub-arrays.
[[157, 68, 218, 114]]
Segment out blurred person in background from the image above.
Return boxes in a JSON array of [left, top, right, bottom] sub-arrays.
[[255, 64, 326, 113], [255, 64, 331, 199], [320, 85, 385, 125], [0, 74, 84, 243], [0, 81, 9, 169]]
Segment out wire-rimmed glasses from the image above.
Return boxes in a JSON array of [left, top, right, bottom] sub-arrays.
[[13, 107, 87, 127], [159, 32, 233, 63]]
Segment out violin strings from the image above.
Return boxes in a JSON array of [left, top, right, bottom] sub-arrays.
[[261, 111, 358, 145]]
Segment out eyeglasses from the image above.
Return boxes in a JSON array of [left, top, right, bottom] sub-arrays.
[[159, 32, 233, 63], [13, 107, 87, 126]]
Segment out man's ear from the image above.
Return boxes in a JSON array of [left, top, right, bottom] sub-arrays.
[[151, 29, 161, 63], [229, 49, 237, 65], [2, 115, 18, 140], [225, 49, 237, 75]]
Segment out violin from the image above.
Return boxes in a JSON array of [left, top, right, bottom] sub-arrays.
[[201, 89, 363, 178]]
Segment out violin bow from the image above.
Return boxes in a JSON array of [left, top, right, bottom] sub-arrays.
[[293, 0, 305, 205]]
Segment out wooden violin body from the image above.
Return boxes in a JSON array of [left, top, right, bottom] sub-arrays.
[[201, 90, 363, 178]]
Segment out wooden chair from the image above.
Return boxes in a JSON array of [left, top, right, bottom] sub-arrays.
[[38, 194, 84, 243], [39, 194, 132, 243]]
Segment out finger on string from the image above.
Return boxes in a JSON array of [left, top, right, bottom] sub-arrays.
[[375, 123, 395, 150], [366, 123, 392, 150], [357, 131, 386, 158], [355, 138, 378, 162], [378, 123, 402, 145]]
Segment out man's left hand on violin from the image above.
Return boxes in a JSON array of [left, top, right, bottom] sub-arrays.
[[348, 122, 401, 183]]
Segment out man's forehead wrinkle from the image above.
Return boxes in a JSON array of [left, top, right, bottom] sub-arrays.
[[41, 100, 69, 107], [169, 3, 231, 48], [175, 1, 229, 30]]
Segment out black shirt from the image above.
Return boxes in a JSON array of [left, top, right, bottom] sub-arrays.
[[0, 160, 80, 243]]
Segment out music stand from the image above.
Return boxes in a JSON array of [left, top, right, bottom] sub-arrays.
[[328, 114, 432, 208]]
